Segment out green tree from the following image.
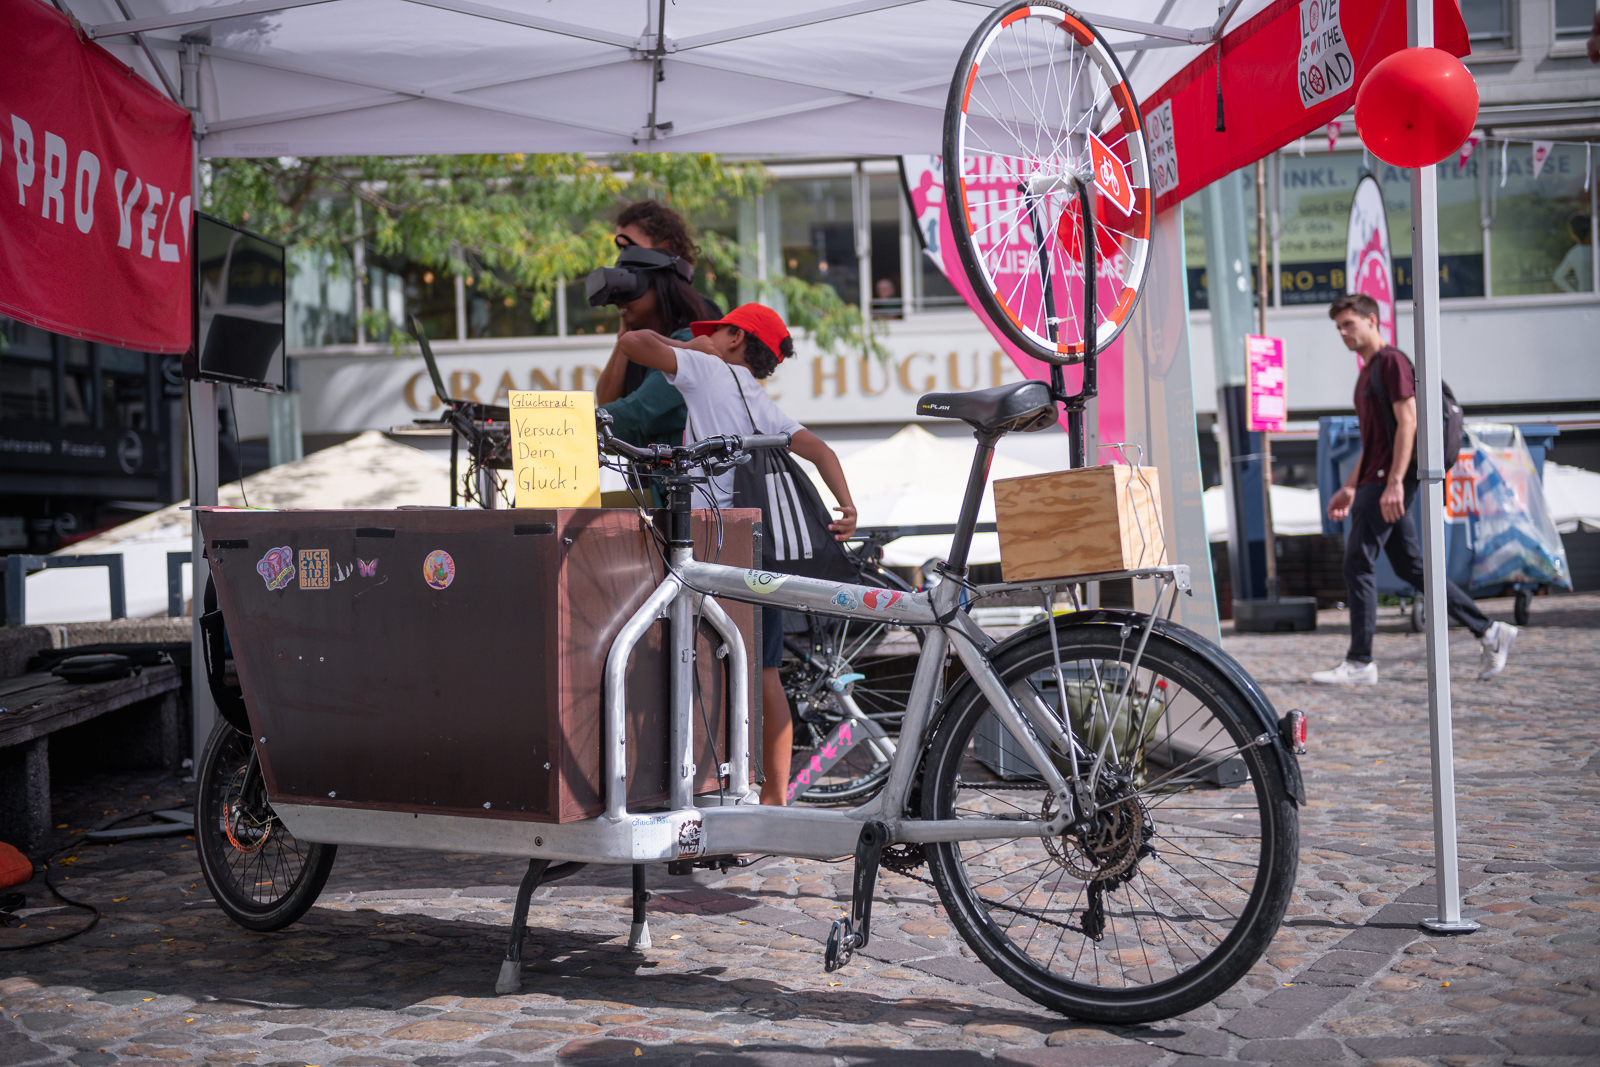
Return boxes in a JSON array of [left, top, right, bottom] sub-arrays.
[[203, 153, 885, 355]]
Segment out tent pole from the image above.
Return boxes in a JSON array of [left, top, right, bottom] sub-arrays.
[[1410, 0, 1477, 936], [183, 36, 220, 774]]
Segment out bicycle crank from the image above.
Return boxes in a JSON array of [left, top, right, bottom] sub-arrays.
[[824, 821, 889, 973]]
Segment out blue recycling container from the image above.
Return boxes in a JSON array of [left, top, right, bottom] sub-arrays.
[[1315, 418, 1560, 600]]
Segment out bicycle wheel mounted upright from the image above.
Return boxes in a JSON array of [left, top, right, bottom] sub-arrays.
[[196, 719, 337, 932], [922, 623, 1298, 1023], [944, 0, 1153, 363]]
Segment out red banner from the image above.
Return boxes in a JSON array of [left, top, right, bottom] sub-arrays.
[[1143, 0, 1470, 216], [0, 0, 193, 353]]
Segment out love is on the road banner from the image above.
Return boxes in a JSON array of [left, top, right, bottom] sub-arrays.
[[1, 0, 193, 353], [1143, 0, 1470, 216]]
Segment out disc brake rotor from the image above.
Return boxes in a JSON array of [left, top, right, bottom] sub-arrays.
[[1042, 785, 1149, 882]]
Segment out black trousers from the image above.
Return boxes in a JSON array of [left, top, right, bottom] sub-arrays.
[[1344, 481, 1491, 663]]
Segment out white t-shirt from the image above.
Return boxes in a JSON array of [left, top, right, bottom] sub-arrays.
[[666, 347, 803, 507]]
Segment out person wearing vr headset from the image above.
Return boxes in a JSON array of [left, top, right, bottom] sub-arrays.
[[587, 202, 720, 457], [617, 303, 858, 806]]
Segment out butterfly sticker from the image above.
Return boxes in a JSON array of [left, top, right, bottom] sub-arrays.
[[357, 558, 378, 577]]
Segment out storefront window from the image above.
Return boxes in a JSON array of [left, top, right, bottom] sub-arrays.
[[1488, 142, 1595, 295], [1273, 151, 1484, 303], [776, 176, 858, 306], [0, 323, 53, 423], [868, 173, 904, 318], [287, 248, 355, 348]]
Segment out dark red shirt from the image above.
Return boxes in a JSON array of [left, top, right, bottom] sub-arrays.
[[1353, 346, 1416, 487]]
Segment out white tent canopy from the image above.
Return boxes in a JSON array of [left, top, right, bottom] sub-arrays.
[[75, 0, 1270, 158]]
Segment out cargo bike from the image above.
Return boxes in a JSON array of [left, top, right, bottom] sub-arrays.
[[192, 2, 1304, 1023]]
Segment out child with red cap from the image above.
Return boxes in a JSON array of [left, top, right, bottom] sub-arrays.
[[619, 303, 857, 806]]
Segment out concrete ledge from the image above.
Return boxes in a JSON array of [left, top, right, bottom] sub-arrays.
[[47, 618, 191, 648]]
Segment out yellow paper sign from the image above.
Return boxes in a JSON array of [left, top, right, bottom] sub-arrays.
[[508, 390, 601, 508]]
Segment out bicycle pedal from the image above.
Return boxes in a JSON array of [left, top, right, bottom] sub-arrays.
[[824, 916, 855, 972]]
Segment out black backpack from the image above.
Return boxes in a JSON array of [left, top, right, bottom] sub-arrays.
[[718, 366, 856, 583], [1367, 349, 1466, 485]]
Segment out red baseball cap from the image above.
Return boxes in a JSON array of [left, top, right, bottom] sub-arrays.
[[690, 303, 791, 361]]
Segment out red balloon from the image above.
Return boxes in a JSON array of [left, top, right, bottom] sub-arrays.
[[1354, 48, 1479, 168]]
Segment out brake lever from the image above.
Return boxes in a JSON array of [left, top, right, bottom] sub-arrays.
[[707, 452, 753, 476]]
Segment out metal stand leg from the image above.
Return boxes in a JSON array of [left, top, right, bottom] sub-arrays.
[[628, 864, 652, 950], [495, 858, 550, 994]]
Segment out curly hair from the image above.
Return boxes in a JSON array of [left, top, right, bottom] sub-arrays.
[[616, 200, 701, 265], [739, 331, 794, 380]]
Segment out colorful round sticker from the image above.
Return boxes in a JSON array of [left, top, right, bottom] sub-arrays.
[[423, 549, 455, 590]]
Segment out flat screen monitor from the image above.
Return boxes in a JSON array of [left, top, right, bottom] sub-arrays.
[[188, 212, 286, 390]]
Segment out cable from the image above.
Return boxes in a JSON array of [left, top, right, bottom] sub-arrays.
[[0, 802, 195, 952], [225, 385, 249, 508]]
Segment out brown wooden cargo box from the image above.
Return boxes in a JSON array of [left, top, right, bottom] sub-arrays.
[[200, 508, 757, 823], [993, 465, 1167, 582]]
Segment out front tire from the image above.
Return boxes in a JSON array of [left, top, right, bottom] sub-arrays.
[[921, 624, 1298, 1023], [196, 719, 336, 932]]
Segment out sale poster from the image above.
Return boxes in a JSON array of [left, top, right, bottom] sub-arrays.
[[1246, 335, 1286, 433], [508, 391, 601, 508]]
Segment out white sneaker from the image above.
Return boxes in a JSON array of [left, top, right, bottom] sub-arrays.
[[1310, 659, 1378, 685], [1478, 622, 1516, 681]]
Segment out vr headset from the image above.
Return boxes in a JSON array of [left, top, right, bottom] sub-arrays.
[[584, 246, 693, 307]]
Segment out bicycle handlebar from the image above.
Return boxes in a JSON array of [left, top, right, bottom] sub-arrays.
[[595, 412, 790, 471]]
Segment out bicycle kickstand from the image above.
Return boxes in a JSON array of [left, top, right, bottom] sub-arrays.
[[495, 858, 551, 994], [825, 821, 889, 973]]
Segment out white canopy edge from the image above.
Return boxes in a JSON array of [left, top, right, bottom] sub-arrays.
[[64, 0, 1274, 158]]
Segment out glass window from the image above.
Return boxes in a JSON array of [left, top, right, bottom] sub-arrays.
[[1182, 170, 1263, 311], [1488, 142, 1595, 295], [1274, 151, 1484, 304], [1555, 0, 1595, 39], [401, 265, 459, 342], [776, 176, 858, 306], [1460, 0, 1514, 50], [0, 358, 53, 422], [286, 248, 355, 348], [868, 173, 903, 319], [63, 338, 91, 426]]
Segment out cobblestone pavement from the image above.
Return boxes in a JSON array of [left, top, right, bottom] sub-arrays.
[[3, 593, 1597, 1066]]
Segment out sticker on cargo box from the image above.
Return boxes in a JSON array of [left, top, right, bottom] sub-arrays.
[[677, 818, 705, 858], [256, 546, 295, 591], [298, 549, 331, 590], [743, 570, 789, 595], [357, 558, 379, 577], [423, 549, 455, 590]]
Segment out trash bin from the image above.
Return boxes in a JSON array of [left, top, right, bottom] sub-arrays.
[[1315, 418, 1563, 629]]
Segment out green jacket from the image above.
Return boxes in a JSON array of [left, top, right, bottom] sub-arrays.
[[598, 328, 690, 450]]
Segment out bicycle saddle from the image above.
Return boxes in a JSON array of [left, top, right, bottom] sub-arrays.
[[916, 380, 1056, 434]]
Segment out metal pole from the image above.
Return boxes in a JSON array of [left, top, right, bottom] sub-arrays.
[[1256, 159, 1277, 598], [1411, 0, 1477, 936], [183, 36, 219, 774]]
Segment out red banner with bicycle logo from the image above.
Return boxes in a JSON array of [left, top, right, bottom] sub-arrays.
[[1140, 0, 1469, 217], [0, 0, 193, 353]]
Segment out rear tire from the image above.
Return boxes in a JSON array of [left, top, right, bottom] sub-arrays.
[[196, 720, 336, 932], [921, 623, 1298, 1023]]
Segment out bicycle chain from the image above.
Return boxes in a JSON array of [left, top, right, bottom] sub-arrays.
[[884, 863, 1095, 939]]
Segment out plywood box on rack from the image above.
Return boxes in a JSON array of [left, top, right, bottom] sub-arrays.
[[993, 465, 1166, 582]]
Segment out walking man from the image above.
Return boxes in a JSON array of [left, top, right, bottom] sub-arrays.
[[1311, 293, 1515, 684]]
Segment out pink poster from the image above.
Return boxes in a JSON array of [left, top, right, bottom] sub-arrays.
[[1246, 335, 1286, 433], [900, 156, 1124, 451]]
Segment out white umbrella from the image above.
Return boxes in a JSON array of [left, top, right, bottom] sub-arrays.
[[31, 432, 448, 623]]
